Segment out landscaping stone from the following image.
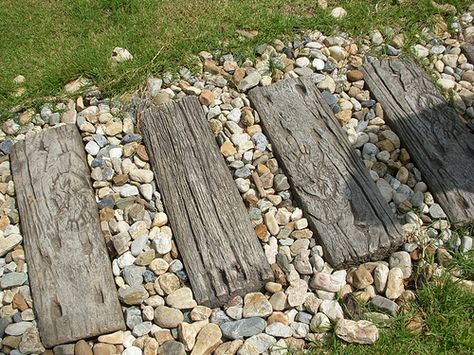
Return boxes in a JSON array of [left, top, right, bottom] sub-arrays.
[[335, 319, 379, 344]]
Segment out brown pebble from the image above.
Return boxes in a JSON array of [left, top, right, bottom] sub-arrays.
[[137, 145, 149, 162], [271, 263, 288, 286], [199, 89, 215, 106], [267, 311, 289, 325], [255, 224, 268, 241], [12, 293, 28, 311], [347, 70, 364, 82], [0, 214, 10, 230], [92, 343, 115, 355], [113, 174, 129, 186], [75, 340, 93, 355]]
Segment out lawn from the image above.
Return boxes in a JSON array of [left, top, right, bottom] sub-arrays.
[[0, 0, 471, 115]]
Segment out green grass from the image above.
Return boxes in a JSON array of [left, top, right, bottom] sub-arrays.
[[306, 252, 474, 355], [0, 0, 472, 116]]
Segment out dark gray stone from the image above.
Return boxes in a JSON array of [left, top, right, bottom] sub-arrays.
[[370, 295, 399, 316], [158, 340, 186, 355]]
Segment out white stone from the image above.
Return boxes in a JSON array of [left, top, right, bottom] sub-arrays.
[[5, 322, 33, 336], [112, 47, 133, 63], [312, 58, 325, 70], [265, 323, 292, 338], [389, 251, 412, 279], [374, 263, 389, 293], [85, 141, 100, 156], [335, 319, 379, 344], [295, 57, 310, 68], [413, 44, 429, 58], [115, 184, 139, 197], [109, 147, 123, 159], [152, 232, 172, 255], [227, 108, 242, 123], [122, 346, 142, 355], [319, 300, 343, 321], [437, 78, 455, 90], [385, 267, 404, 299], [130, 167, 154, 183], [331, 7, 347, 19]]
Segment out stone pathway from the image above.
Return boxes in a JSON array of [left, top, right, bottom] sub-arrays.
[[0, 3, 473, 355]]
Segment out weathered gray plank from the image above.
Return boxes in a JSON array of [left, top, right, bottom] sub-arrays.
[[10, 125, 125, 348], [461, 42, 474, 64], [363, 58, 474, 223], [140, 97, 273, 307], [248, 78, 403, 268]]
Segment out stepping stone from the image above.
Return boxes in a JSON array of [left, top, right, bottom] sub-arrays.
[[10, 125, 125, 347], [363, 58, 474, 222], [248, 78, 403, 268], [140, 97, 273, 307]]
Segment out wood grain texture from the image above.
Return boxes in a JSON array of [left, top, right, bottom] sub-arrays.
[[363, 58, 474, 223], [140, 97, 273, 307], [10, 125, 125, 348], [248, 78, 403, 268], [461, 42, 474, 64]]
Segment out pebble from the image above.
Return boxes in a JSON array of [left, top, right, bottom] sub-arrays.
[[191, 323, 222, 355], [19, 326, 45, 354], [374, 263, 389, 294], [310, 272, 345, 292], [385, 267, 404, 299], [238, 71, 262, 92], [335, 319, 379, 344], [1, 272, 28, 289], [220, 318, 266, 339], [118, 285, 149, 305], [158, 340, 185, 355], [265, 322, 292, 338], [295, 57, 310, 68], [370, 295, 399, 316], [389, 252, 412, 279], [166, 287, 197, 309], [319, 300, 344, 321], [350, 266, 374, 289], [429, 203, 447, 219], [154, 306, 183, 328], [310, 313, 331, 333], [285, 279, 308, 307], [331, 7, 347, 19], [97, 330, 123, 344], [5, 321, 33, 336], [243, 292, 273, 318], [152, 232, 172, 255], [85, 141, 100, 155], [122, 346, 142, 355], [245, 333, 276, 353]]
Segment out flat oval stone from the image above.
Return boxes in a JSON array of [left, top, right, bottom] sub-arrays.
[[220, 317, 266, 339]]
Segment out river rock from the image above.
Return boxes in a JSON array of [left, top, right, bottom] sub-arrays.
[[191, 323, 222, 355], [166, 287, 197, 309], [154, 306, 184, 328], [335, 319, 379, 344], [243, 292, 273, 318], [385, 267, 404, 299], [220, 318, 266, 339]]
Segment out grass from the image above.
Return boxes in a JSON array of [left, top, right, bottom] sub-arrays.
[[0, 0, 472, 117], [306, 251, 474, 355]]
